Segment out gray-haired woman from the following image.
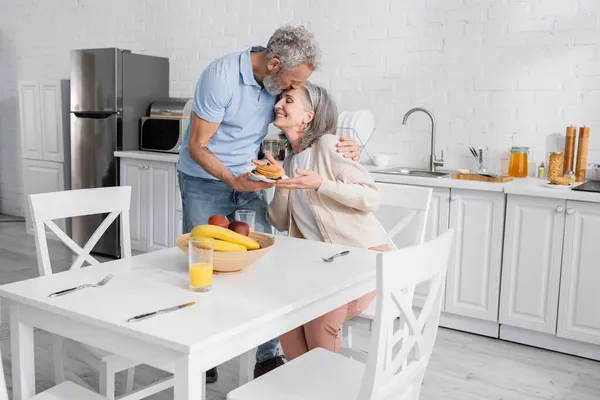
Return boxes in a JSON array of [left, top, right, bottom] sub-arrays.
[[254, 82, 389, 361]]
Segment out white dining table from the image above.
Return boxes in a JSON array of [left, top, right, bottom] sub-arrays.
[[0, 235, 378, 400]]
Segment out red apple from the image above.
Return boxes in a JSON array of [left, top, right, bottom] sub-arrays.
[[208, 215, 229, 229], [228, 221, 250, 236]]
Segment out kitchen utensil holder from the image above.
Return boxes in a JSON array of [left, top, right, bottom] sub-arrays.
[[336, 126, 374, 165]]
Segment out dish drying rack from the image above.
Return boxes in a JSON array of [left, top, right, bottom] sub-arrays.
[[336, 126, 375, 165]]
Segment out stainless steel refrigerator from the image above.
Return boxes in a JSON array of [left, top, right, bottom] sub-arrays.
[[70, 48, 169, 258]]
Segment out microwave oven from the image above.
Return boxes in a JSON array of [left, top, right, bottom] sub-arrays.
[[140, 117, 188, 153]]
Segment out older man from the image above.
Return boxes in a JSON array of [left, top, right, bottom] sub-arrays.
[[177, 25, 360, 383]]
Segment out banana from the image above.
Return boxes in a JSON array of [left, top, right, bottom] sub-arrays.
[[213, 239, 247, 252], [191, 224, 260, 250]]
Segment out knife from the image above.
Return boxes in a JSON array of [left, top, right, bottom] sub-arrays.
[[126, 301, 196, 323]]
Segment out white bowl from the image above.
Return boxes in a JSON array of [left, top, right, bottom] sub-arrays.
[[373, 153, 391, 168]]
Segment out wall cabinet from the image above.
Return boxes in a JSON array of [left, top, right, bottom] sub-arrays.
[[557, 201, 600, 345], [120, 159, 176, 252], [499, 196, 564, 334], [445, 189, 504, 322]]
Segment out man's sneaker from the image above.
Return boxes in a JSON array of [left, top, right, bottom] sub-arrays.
[[253, 355, 286, 379], [206, 367, 218, 383]]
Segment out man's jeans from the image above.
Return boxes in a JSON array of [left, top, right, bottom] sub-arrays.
[[178, 171, 281, 363]]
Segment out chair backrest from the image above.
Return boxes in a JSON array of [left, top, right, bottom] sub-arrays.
[[28, 186, 132, 277], [375, 183, 433, 250], [358, 230, 455, 400], [0, 347, 8, 400]]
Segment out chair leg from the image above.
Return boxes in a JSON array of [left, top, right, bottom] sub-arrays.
[[51, 335, 65, 384], [124, 367, 135, 394], [99, 363, 116, 400], [238, 348, 256, 385]]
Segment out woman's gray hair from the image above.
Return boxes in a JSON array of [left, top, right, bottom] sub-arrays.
[[265, 25, 320, 72], [280, 81, 339, 151]]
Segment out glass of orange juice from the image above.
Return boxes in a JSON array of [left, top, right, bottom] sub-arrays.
[[189, 237, 214, 292], [234, 210, 256, 232]]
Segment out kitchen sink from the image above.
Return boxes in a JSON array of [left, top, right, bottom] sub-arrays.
[[371, 167, 452, 179]]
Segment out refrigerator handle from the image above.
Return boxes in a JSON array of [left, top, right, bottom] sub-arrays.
[[73, 112, 114, 119]]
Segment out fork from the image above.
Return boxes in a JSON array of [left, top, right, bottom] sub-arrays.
[[48, 274, 114, 298], [322, 250, 350, 263]]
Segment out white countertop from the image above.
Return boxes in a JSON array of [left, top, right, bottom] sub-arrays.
[[367, 163, 600, 203], [115, 150, 179, 163], [114, 152, 600, 204]]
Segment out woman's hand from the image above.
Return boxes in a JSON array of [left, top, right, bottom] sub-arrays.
[[337, 136, 361, 161], [276, 169, 322, 190]]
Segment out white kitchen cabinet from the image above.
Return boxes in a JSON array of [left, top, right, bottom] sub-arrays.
[[20, 79, 70, 231], [121, 161, 147, 251], [557, 200, 600, 345], [120, 158, 176, 252], [22, 159, 66, 234], [19, 80, 65, 162], [499, 195, 565, 334], [416, 188, 450, 309], [147, 162, 176, 252], [19, 81, 43, 160], [445, 189, 504, 322], [175, 211, 184, 238], [39, 80, 65, 162]]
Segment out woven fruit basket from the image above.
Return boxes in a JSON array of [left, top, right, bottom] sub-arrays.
[[175, 232, 275, 274]]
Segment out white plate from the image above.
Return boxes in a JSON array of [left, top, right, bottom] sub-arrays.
[[353, 110, 374, 145], [340, 111, 356, 139], [247, 166, 288, 183], [336, 111, 348, 136], [540, 181, 578, 189]]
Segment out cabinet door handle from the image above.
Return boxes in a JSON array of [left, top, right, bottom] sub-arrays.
[[566, 208, 574, 215], [556, 206, 564, 213], [450, 195, 457, 201]]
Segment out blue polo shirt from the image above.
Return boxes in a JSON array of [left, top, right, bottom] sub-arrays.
[[177, 46, 277, 180]]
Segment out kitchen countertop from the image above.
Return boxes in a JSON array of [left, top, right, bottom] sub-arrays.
[[115, 150, 179, 163], [367, 162, 600, 203], [114, 151, 600, 204]]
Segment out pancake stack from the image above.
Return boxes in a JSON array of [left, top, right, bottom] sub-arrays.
[[254, 164, 283, 180]]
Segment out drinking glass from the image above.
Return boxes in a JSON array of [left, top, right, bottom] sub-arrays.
[[189, 237, 214, 292], [235, 210, 256, 232]]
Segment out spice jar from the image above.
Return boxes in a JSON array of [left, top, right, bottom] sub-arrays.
[[563, 170, 575, 183], [508, 147, 528, 178], [548, 152, 564, 180]]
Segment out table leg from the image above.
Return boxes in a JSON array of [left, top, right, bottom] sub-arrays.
[[10, 303, 35, 400], [174, 354, 205, 400]]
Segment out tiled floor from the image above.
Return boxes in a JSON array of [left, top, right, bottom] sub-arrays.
[[1, 217, 600, 399]]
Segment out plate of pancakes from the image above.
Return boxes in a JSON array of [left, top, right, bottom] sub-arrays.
[[248, 164, 289, 183]]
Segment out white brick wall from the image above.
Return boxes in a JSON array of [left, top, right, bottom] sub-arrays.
[[1, 0, 600, 215]]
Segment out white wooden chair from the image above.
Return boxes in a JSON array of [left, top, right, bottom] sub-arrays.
[[28, 187, 173, 400], [1, 347, 108, 400], [342, 183, 433, 361], [227, 230, 454, 400]]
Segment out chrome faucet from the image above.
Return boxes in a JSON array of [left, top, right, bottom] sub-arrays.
[[402, 107, 444, 172]]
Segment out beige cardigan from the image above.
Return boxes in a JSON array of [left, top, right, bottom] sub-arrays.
[[267, 134, 388, 249]]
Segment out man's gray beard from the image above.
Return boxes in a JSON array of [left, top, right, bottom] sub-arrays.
[[263, 75, 282, 95]]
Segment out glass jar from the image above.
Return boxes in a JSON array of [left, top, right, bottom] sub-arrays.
[[508, 147, 529, 178], [548, 152, 564, 180]]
